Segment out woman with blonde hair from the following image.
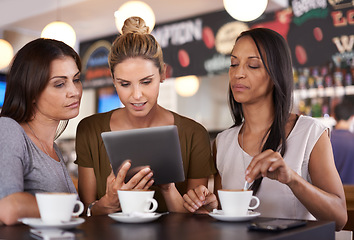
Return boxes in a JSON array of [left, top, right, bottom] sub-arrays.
[[75, 17, 216, 216]]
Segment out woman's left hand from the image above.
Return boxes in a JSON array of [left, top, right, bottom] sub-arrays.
[[245, 149, 295, 185]]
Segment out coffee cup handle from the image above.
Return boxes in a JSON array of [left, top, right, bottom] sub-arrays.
[[248, 196, 260, 210], [72, 200, 84, 217], [145, 198, 158, 213]]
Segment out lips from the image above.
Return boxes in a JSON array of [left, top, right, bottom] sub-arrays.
[[66, 101, 80, 108], [132, 103, 145, 107], [131, 102, 147, 110], [231, 83, 249, 91]]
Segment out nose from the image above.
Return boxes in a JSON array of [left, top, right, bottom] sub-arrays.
[[230, 65, 246, 79], [132, 85, 142, 100], [67, 81, 81, 98]]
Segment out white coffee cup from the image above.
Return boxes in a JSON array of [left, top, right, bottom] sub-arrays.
[[218, 189, 260, 216], [118, 190, 158, 214], [35, 192, 84, 224]]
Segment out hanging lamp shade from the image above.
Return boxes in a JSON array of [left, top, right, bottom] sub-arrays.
[[223, 0, 268, 22], [41, 21, 76, 47], [114, 1, 155, 33], [0, 39, 14, 69], [175, 75, 200, 97]]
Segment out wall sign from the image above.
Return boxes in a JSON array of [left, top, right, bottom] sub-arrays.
[[79, 1, 353, 88]]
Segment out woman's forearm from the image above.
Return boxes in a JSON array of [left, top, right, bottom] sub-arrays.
[[0, 192, 40, 225], [160, 184, 188, 213], [288, 172, 347, 231], [90, 194, 121, 216]]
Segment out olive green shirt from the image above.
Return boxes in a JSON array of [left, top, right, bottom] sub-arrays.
[[75, 109, 216, 212]]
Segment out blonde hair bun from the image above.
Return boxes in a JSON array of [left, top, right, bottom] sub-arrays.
[[122, 16, 150, 35]]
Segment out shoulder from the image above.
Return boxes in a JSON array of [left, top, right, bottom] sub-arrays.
[[217, 126, 238, 141], [0, 117, 24, 137], [77, 111, 113, 130], [296, 115, 328, 133], [0, 117, 27, 154], [172, 112, 207, 133]]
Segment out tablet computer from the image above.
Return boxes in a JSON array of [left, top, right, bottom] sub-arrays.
[[101, 125, 185, 185]]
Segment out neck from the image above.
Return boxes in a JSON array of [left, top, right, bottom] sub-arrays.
[[335, 120, 351, 130], [242, 103, 274, 135], [23, 119, 59, 158], [123, 105, 170, 129]]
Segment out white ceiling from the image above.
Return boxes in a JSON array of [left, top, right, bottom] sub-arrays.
[[0, 0, 288, 42]]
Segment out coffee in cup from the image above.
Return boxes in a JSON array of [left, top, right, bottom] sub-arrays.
[[118, 189, 158, 214], [35, 192, 84, 224], [218, 189, 260, 216]]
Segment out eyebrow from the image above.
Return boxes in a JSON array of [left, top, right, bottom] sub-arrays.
[[115, 74, 155, 82], [230, 54, 260, 59], [50, 71, 81, 80]]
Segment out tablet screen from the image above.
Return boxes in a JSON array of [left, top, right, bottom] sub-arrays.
[[101, 125, 185, 185]]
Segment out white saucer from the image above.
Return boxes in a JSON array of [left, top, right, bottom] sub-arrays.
[[209, 210, 260, 222], [108, 212, 164, 223], [18, 217, 85, 229]]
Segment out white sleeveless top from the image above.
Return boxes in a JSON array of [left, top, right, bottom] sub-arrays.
[[216, 115, 328, 220]]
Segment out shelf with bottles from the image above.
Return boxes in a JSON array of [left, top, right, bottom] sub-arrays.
[[293, 64, 354, 99]]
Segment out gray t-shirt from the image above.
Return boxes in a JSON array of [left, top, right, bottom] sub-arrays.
[[0, 117, 77, 199]]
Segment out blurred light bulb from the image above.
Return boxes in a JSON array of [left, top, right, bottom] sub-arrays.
[[0, 39, 14, 69], [223, 0, 268, 22], [175, 75, 199, 97], [41, 21, 76, 47], [114, 1, 155, 33]]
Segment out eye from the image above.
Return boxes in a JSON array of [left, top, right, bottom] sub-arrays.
[[230, 58, 239, 68], [249, 65, 260, 69], [74, 78, 81, 83], [54, 82, 64, 88], [120, 82, 130, 87], [141, 79, 152, 85]]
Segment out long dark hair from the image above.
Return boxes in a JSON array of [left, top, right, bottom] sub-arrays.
[[1, 38, 81, 138], [228, 28, 294, 194]]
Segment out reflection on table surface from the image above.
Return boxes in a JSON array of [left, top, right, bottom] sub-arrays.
[[0, 213, 335, 240]]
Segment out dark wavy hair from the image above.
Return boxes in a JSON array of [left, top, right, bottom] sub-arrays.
[[1, 38, 81, 138], [228, 28, 294, 194]]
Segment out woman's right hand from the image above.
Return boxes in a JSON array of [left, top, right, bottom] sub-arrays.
[[105, 160, 154, 208], [183, 185, 218, 214]]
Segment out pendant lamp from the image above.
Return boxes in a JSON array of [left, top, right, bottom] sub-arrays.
[[114, 1, 155, 33], [0, 39, 14, 69], [175, 75, 200, 97], [41, 0, 76, 47], [223, 0, 268, 22]]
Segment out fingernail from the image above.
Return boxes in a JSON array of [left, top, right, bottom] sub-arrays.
[[245, 170, 250, 175], [144, 168, 151, 173]]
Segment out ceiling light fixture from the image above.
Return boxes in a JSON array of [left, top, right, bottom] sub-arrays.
[[175, 75, 200, 97], [0, 39, 14, 69], [114, 1, 155, 33], [223, 0, 268, 22], [41, 0, 76, 47]]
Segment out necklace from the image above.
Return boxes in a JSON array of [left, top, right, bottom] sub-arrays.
[[26, 122, 51, 157], [240, 127, 246, 171]]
